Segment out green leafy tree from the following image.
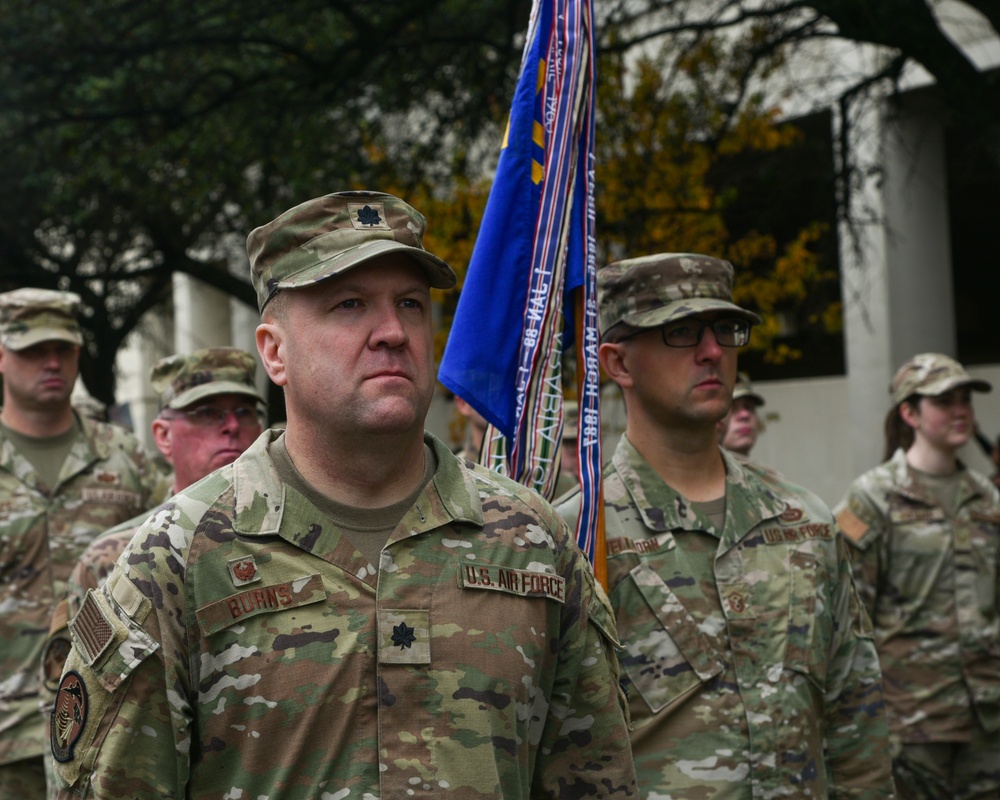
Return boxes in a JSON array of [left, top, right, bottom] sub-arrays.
[[0, 0, 529, 402], [599, 0, 1000, 251], [595, 33, 841, 366]]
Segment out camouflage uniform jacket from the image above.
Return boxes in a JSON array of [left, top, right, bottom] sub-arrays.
[[52, 430, 637, 799], [43, 505, 170, 696], [68, 504, 172, 618], [0, 414, 161, 766], [557, 435, 893, 799], [835, 448, 1000, 742]]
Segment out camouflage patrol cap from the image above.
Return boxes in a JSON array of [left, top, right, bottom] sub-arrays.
[[247, 190, 457, 311], [732, 372, 765, 406], [150, 347, 266, 410], [891, 353, 991, 405], [598, 253, 761, 342], [0, 288, 84, 351]]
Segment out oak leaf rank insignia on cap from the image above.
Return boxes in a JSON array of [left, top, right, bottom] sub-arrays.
[[246, 190, 457, 312], [351, 203, 390, 229]]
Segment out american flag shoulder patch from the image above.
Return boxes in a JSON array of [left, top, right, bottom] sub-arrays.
[[836, 508, 870, 543], [69, 590, 116, 667]]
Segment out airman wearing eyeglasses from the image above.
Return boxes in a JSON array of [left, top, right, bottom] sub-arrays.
[[42, 348, 265, 728], [556, 253, 894, 798], [64, 347, 264, 602]]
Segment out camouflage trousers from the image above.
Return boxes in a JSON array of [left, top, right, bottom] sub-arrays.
[[0, 755, 46, 799], [894, 734, 1000, 799]]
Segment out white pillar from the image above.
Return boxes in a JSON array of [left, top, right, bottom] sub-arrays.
[[172, 272, 232, 353], [883, 94, 956, 360], [840, 100, 895, 477], [113, 309, 173, 452], [840, 92, 956, 477]]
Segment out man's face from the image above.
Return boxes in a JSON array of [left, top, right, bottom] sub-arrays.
[[602, 312, 739, 432], [0, 340, 80, 414], [152, 393, 262, 491], [718, 396, 760, 455], [258, 254, 435, 440]]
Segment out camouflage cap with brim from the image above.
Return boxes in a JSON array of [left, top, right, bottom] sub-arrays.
[[247, 190, 457, 312], [0, 287, 83, 351], [732, 372, 765, 406], [150, 347, 266, 410], [891, 352, 991, 405], [598, 253, 761, 341]]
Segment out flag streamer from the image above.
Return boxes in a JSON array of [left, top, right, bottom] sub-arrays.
[[439, 0, 602, 572]]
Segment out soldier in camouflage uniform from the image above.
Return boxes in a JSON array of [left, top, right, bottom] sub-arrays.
[[835, 354, 1000, 799], [557, 254, 894, 798], [45, 347, 266, 669], [718, 372, 765, 458], [0, 288, 163, 798], [51, 191, 637, 799]]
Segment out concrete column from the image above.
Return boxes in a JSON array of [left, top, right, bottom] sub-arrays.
[[840, 92, 957, 477], [839, 100, 896, 477], [113, 309, 173, 452], [882, 94, 956, 361], [172, 272, 232, 353]]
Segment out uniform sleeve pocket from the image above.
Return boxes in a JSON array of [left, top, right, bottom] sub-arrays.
[[52, 586, 159, 787], [614, 563, 724, 713]]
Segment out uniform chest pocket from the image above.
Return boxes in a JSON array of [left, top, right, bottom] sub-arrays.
[[969, 510, 1000, 559], [613, 563, 724, 713], [783, 550, 832, 689]]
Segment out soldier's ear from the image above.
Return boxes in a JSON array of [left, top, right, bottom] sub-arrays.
[[151, 417, 173, 461], [255, 322, 288, 388], [898, 399, 921, 429], [599, 341, 633, 389]]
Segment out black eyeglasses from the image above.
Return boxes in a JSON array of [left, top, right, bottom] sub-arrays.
[[658, 318, 751, 348], [161, 405, 261, 429]]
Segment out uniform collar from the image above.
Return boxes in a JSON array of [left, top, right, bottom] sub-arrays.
[[610, 434, 788, 548], [232, 430, 483, 538], [0, 412, 105, 491], [886, 446, 985, 509]]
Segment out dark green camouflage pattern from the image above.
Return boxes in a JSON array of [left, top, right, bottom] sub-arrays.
[[836, 449, 1000, 741], [57, 511, 153, 634], [0, 415, 164, 766], [52, 431, 637, 799], [247, 191, 457, 311], [149, 346, 265, 409], [44, 346, 261, 715], [597, 254, 761, 342], [889, 352, 991, 405], [0, 289, 83, 351], [557, 435, 894, 798]]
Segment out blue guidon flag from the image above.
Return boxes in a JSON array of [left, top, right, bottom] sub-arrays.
[[439, 0, 604, 580]]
